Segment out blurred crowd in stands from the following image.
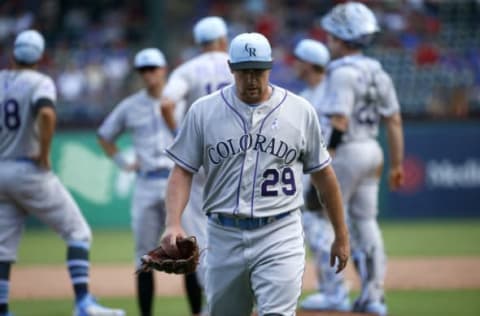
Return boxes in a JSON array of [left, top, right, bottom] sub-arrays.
[[1, 0, 479, 126]]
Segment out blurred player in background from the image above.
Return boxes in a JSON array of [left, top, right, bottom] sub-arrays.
[[320, 2, 405, 315], [293, 39, 351, 312], [97, 48, 175, 316], [0, 30, 125, 316], [161, 16, 233, 316]]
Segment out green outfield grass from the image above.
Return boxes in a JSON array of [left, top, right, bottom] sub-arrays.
[[10, 289, 480, 316], [17, 219, 480, 265]]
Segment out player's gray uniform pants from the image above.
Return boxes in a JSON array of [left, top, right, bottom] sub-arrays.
[[205, 209, 305, 316], [0, 160, 92, 261], [332, 140, 386, 303], [181, 169, 208, 287], [131, 175, 167, 268]]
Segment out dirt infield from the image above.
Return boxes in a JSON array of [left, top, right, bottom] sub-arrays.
[[10, 256, 480, 300]]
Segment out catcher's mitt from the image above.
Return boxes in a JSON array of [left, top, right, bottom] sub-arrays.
[[137, 236, 200, 275]]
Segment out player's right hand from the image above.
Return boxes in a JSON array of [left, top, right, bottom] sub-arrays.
[[330, 233, 350, 274], [159, 225, 187, 258], [389, 165, 404, 190]]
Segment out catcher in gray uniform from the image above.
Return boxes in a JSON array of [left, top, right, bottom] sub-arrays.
[[321, 2, 405, 315], [97, 48, 175, 316], [160, 32, 350, 316], [0, 30, 124, 316]]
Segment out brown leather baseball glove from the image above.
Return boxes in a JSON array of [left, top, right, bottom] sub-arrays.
[[137, 236, 200, 275]]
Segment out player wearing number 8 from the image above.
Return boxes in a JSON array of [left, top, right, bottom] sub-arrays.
[[0, 30, 125, 316], [160, 32, 350, 315]]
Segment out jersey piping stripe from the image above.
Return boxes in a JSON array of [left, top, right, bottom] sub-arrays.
[[250, 88, 288, 217], [165, 149, 199, 173], [304, 156, 332, 173], [221, 88, 248, 216]]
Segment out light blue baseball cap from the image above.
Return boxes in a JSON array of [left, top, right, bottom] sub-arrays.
[[193, 16, 227, 44], [134, 48, 166, 68], [229, 32, 273, 70], [14, 30, 45, 64], [294, 39, 330, 67]]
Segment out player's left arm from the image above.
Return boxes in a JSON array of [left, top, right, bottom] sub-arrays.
[[35, 104, 56, 170], [31, 78, 57, 170], [384, 112, 404, 190], [311, 166, 349, 273], [160, 97, 177, 134]]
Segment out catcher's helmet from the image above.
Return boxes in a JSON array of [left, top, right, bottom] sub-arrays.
[[14, 29, 45, 64], [321, 2, 379, 47]]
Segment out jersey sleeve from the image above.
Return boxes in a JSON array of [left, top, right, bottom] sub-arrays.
[[302, 104, 331, 173], [163, 68, 190, 103], [376, 70, 400, 117], [31, 76, 57, 104], [97, 102, 127, 142], [323, 67, 355, 116], [166, 103, 203, 173]]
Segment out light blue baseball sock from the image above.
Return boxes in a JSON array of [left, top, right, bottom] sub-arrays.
[[67, 241, 91, 302], [0, 262, 11, 315]]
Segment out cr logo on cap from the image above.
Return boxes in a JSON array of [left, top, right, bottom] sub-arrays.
[[244, 43, 256, 57]]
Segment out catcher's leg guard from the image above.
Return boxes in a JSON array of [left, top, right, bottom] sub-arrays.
[[350, 218, 386, 307]]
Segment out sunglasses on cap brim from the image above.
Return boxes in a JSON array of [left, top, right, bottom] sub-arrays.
[[137, 66, 161, 72]]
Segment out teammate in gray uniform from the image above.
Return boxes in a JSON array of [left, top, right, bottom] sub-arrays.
[[293, 39, 350, 312], [0, 30, 125, 316], [97, 48, 175, 316], [321, 3, 405, 315], [161, 16, 233, 316], [160, 32, 350, 316]]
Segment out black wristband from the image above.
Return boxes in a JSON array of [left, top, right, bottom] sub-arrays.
[[328, 128, 344, 150]]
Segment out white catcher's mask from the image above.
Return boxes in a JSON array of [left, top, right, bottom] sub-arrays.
[[321, 2, 379, 46]]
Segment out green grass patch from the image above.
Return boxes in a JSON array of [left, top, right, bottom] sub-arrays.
[[10, 296, 189, 316], [17, 229, 134, 266], [381, 219, 480, 257], [10, 289, 480, 316], [16, 219, 480, 266]]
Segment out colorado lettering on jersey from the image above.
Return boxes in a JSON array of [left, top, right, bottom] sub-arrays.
[[207, 133, 298, 165]]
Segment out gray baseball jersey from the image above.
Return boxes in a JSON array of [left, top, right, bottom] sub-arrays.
[[98, 90, 175, 173], [0, 69, 56, 159], [167, 84, 331, 218], [323, 54, 400, 142]]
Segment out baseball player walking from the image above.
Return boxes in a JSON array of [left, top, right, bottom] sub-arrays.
[[292, 39, 351, 312], [0, 30, 125, 316], [320, 3, 405, 315], [161, 16, 233, 316], [160, 32, 350, 316], [97, 48, 175, 316]]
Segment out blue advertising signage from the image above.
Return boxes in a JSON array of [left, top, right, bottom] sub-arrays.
[[382, 122, 480, 218]]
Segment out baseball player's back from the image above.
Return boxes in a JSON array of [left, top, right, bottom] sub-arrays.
[[0, 30, 125, 316], [164, 51, 232, 112], [324, 54, 399, 142], [0, 69, 55, 158]]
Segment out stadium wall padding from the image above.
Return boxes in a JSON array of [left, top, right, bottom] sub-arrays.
[[28, 122, 480, 228]]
